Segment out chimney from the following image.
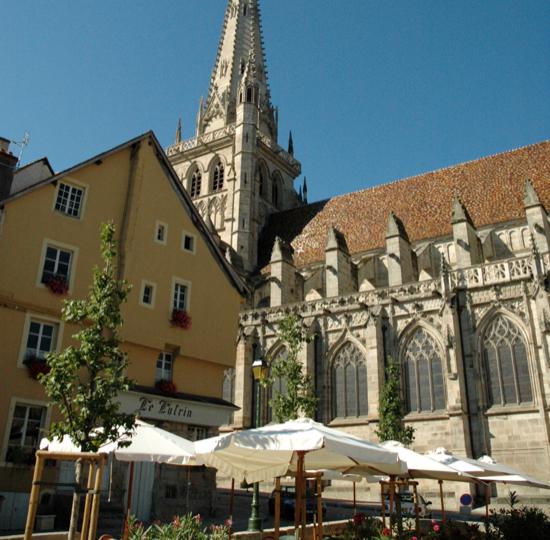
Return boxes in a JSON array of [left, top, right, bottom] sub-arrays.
[[0, 137, 17, 200]]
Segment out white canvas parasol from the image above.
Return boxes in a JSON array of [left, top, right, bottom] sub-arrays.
[[194, 418, 406, 484]]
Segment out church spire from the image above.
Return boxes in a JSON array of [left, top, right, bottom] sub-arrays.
[[199, 0, 276, 138]]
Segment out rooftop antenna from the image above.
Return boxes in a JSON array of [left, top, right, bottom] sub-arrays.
[[12, 131, 30, 167]]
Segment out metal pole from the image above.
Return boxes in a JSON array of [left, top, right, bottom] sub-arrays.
[[247, 378, 262, 531]]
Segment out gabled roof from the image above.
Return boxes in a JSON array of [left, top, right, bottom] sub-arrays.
[[1, 131, 248, 297], [11, 157, 54, 196], [258, 139, 550, 269]]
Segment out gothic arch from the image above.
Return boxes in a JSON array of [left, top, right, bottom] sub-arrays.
[[329, 339, 368, 419], [196, 200, 207, 218], [475, 307, 534, 408], [207, 155, 227, 192], [399, 322, 446, 413], [257, 159, 270, 200], [186, 162, 204, 197], [271, 170, 283, 209]]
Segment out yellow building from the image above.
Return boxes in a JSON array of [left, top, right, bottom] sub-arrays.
[[0, 132, 247, 528]]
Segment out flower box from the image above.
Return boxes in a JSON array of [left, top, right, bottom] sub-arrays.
[[23, 357, 51, 380], [45, 274, 69, 295], [170, 309, 192, 329], [155, 380, 178, 396]]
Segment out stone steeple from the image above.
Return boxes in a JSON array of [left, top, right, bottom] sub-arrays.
[[198, 0, 277, 140]]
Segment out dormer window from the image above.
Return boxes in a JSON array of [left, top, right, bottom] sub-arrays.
[[190, 168, 202, 198], [212, 161, 225, 191]]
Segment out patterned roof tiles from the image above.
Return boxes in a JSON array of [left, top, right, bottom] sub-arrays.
[[258, 140, 550, 269]]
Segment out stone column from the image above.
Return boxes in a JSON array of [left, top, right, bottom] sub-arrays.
[[325, 227, 355, 297], [524, 179, 550, 253], [269, 237, 297, 307], [385, 212, 415, 286], [451, 198, 482, 269]]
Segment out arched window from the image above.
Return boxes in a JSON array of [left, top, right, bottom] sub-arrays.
[[331, 342, 368, 419], [222, 368, 236, 424], [212, 161, 225, 191], [259, 168, 265, 197], [190, 168, 202, 198], [268, 348, 288, 423], [272, 178, 279, 208], [482, 315, 532, 407], [402, 328, 445, 413]]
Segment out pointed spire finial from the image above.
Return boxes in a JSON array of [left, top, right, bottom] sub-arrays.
[[175, 118, 182, 144], [451, 196, 473, 225], [298, 185, 303, 201], [524, 178, 541, 208], [288, 131, 294, 156], [386, 212, 408, 240], [303, 177, 308, 204]]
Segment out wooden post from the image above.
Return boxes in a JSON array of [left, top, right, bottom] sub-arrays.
[[88, 455, 106, 540], [228, 478, 235, 540], [80, 461, 96, 540], [412, 482, 420, 536], [380, 482, 386, 528], [438, 480, 446, 523], [295, 452, 304, 532], [316, 475, 323, 540], [122, 461, 135, 540], [389, 476, 395, 518], [274, 477, 281, 540], [23, 453, 45, 540], [485, 483, 491, 532], [353, 481, 357, 515], [300, 456, 306, 539]]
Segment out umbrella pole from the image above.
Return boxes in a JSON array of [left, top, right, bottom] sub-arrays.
[[87, 454, 105, 540], [485, 483, 491, 531], [412, 482, 420, 537], [389, 476, 395, 527], [186, 466, 191, 514], [23, 453, 45, 540], [122, 461, 135, 540], [353, 481, 357, 515], [229, 478, 235, 540], [80, 461, 95, 540], [380, 482, 386, 529], [438, 480, 446, 523], [275, 477, 281, 540], [317, 475, 323, 540]]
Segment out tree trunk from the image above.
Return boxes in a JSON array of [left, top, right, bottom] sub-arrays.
[[68, 459, 83, 540]]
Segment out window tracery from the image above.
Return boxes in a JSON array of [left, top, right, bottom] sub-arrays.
[[331, 342, 368, 419], [190, 168, 202, 198], [402, 328, 445, 413], [481, 315, 532, 407], [212, 161, 225, 191]]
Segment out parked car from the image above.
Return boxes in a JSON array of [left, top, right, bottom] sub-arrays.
[[384, 491, 432, 518], [268, 485, 327, 520]]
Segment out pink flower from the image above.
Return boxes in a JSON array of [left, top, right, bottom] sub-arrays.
[[433, 524, 440, 532], [412, 537, 418, 540], [224, 518, 233, 527], [194, 514, 202, 523]]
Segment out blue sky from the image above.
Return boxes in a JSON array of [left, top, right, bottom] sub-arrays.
[[3, 0, 549, 202]]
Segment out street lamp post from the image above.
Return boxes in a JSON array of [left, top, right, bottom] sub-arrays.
[[248, 357, 269, 532]]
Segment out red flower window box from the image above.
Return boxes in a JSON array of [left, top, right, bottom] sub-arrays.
[[155, 380, 178, 396], [170, 309, 192, 329], [24, 357, 51, 380], [46, 275, 69, 295]]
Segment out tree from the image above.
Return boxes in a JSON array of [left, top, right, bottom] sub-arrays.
[[267, 314, 318, 422], [40, 222, 136, 540], [375, 357, 415, 446]]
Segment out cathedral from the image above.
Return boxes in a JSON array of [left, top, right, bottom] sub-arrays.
[[167, 0, 550, 503]]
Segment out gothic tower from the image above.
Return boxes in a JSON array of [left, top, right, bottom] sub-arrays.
[[167, 0, 302, 272]]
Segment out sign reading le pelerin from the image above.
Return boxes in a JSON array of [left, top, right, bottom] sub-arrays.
[[118, 390, 234, 427]]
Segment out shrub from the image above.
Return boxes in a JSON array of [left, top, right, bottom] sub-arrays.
[[488, 505, 550, 540], [127, 514, 230, 540]]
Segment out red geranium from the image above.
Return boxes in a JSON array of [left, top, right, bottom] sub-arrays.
[[155, 380, 178, 396], [170, 309, 192, 329], [46, 275, 69, 295]]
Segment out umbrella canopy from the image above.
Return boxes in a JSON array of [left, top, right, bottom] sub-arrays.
[[379, 441, 474, 482], [475, 455, 550, 490], [40, 419, 197, 465], [426, 448, 499, 476], [194, 418, 406, 483]]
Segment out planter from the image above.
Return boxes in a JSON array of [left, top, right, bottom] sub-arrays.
[[24, 358, 51, 379], [170, 309, 192, 329], [45, 275, 69, 295], [155, 380, 178, 396]]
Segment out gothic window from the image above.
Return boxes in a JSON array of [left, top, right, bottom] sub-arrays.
[[272, 178, 279, 208], [331, 342, 368, 419], [212, 161, 225, 191], [268, 348, 289, 423], [403, 328, 445, 413], [190, 168, 202, 198], [222, 368, 236, 424], [481, 315, 533, 407], [259, 168, 265, 197]]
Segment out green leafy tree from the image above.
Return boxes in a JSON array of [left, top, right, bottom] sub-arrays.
[[267, 314, 318, 422], [375, 357, 415, 445], [40, 222, 135, 539]]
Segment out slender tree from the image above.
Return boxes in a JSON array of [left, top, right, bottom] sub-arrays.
[[375, 356, 415, 445], [268, 314, 318, 422], [40, 222, 135, 540]]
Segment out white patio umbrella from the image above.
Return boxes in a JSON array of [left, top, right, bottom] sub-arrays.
[[41, 419, 197, 539], [474, 455, 550, 490], [40, 419, 197, 465], [194, 418, 406, 483]]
